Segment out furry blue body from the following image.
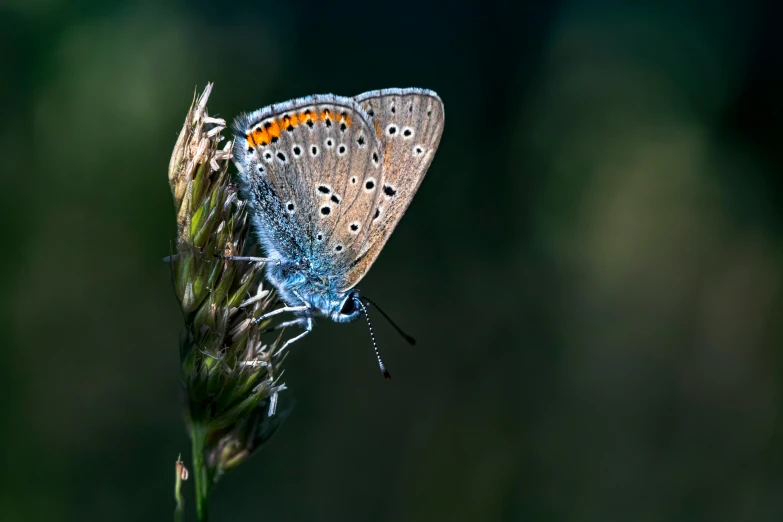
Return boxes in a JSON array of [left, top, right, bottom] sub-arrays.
[[240, 175, 362, 324]]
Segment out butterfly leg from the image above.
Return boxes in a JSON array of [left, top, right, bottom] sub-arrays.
[[219, 255, 281, 264], [253, 289, 311, 325], [261, 318, 307, 334], [276, 316, 313, 356], [252, 304, 309, 325]]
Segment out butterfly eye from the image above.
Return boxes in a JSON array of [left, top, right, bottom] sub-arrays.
[[340, 296, 357, 315]]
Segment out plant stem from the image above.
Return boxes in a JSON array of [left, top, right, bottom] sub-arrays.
[[174, 454, 185, 522], [191, 424, 210, 521]]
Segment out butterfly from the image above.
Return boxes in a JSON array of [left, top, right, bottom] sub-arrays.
[[231, 88, 444, 378]]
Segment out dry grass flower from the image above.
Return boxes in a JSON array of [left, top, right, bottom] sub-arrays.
[[167, 83, 289, 521]]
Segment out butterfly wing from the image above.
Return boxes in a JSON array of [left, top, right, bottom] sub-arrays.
[[233, 95, 384, 274], [339, 88, 445, 292]]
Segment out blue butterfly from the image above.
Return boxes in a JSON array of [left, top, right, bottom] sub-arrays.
[[232, 88, 444, 378]]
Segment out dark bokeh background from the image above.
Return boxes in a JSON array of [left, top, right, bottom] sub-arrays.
[[3, 1, 783, 520]]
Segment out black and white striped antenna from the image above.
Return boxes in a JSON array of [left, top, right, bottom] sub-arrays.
[[355, 298, 391, 380]]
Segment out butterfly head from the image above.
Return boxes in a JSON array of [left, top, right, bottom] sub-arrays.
[[329, 290, 363, 323]]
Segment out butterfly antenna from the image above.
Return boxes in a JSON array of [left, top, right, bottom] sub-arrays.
[[355, 298, 391, 380], [361, 296, 416, 345]]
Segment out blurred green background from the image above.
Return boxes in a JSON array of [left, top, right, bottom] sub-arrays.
[[3, 0, 782, 520]]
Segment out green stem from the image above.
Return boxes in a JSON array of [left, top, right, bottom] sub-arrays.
[[191, 424, 210, 521], [174, 455, 185, 522]]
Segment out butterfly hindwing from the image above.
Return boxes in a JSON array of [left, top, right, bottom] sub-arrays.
[[340, 88, 445, 291], [234, 95, 383, 275]]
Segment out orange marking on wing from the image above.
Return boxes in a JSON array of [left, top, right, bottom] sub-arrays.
[[251, 128, 269, 146], [268, 120, 281, 139], [289, 114, 300, 127], [336, 111, 352, 127]]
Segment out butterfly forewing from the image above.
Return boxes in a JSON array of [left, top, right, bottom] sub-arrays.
[[234, 95, 383, 273], [340, 88, 445, 291]]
